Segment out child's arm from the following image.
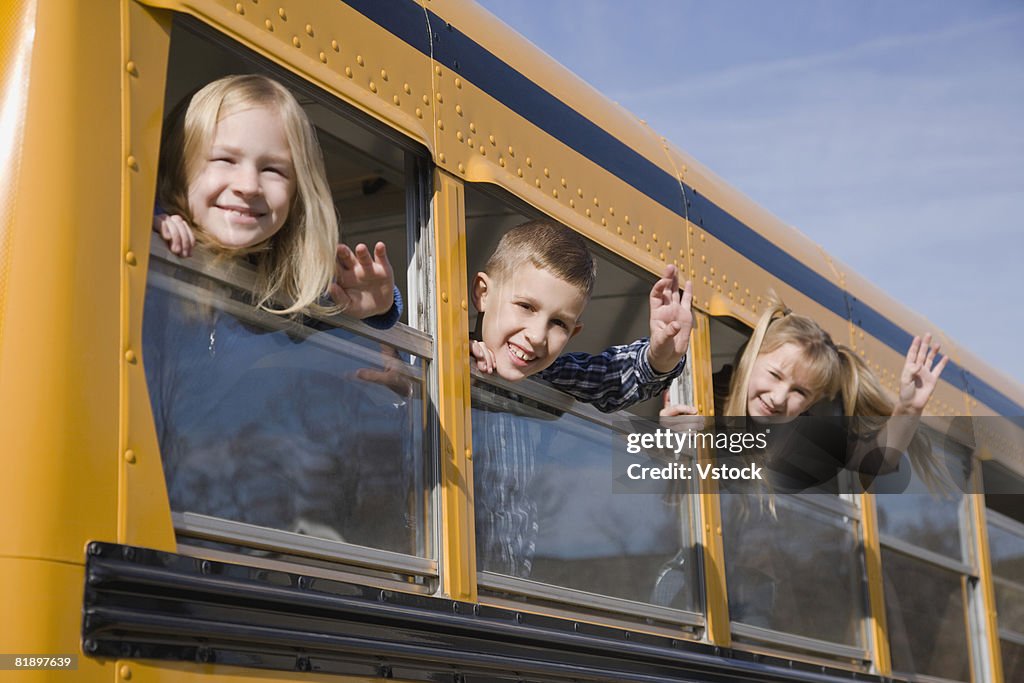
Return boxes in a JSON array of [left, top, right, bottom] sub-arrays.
[[154, 213, 196, 257], [329, 242, 400, 323]]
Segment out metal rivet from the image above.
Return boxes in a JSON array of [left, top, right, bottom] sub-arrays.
[[552, 189, 558, 198], [125, 61, 137, 75], [119, 665, 132, 680], [126, 155, 138, 170], [467, 138, 474, 148], [609, 207, 615, 216], [592, 197, 599, 206], [125, 450, 136, 464], [331, 40, 339, 51], [292, 36, 301, 48], [458, 163, 465, 173], [435, 65, 442, 76], [319, 52, 327, 63], [305, 24, 314, 36], [356, 55, 364, 66], [441, 292, 449, 303], [454, 77, 462, 88], [392, 95, 400, 105], [125, 251, 137, 266], [422, 94, 429, 105], [439, 152, 446, 163], [543, 167, 550, 177], [569, 199, 575, 208], [585, 209, 591, 217], [516, 168, 523, 177], [534, 179, 541, 187], [403, 83, 411, 94], [525, 156, 532, 167], [435, 92, 443, 103], [469, 122, 476, 133], [264, 19, 273, 31], [488, 134, 495, 144], [436, 120, 444, 130], [415, 107, 422, 118], [616, 226, 622, 235], [456, 131, 463, 142], [379, 69, 389, 81], [125, 350, 137, 364], [235, 3, 244, 14], [369, 81, 377, 93], [345, 66, 353, 78], [498, 157, 505, 167], [278, 7, 286, 19]]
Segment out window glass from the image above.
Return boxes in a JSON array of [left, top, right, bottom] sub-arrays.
[[721, 494, 864, 647], [999, 638, 1024, 683], [465, 186, 700, 623], [882, 548, 970, 681], [988, 520, 1024, 580], [144, 20, 433, 570], [874, 437, 971, 561]]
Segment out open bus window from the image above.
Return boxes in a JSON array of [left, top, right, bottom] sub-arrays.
[[141, 19, 434, 580], [707, 315, 869, 656], [463, 185, 701, 628]]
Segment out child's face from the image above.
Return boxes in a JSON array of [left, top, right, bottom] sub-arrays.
[[473, 263, 586, 381], [746, 342, 817, 417], [187, 104, 296, 249]]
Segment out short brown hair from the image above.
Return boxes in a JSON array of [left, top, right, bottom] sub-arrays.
[[484, 220, 596, 298]]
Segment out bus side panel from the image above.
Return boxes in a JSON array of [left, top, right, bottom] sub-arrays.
[[123, 0, 177, 551], [0, 0, 121, 565]]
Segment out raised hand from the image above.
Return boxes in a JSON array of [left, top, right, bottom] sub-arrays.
[[895, 333, 949, 415], [647, 264, 694, 374], [329, 241, 395, 319], [154, 213, 196, 257], [659, 404, 698, 417], [470, 339, 496, 374]]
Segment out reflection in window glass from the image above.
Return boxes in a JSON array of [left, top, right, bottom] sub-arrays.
[[144, 260, 429, 558], [473, 382, 700, 614], [988, 521, 1024, 580], [882, 548, 969, 681], [721, 495, 864, 647], [994, 580, 1024, 634], [873, 436, 971, 561], [1000, 638, 1024, 683]]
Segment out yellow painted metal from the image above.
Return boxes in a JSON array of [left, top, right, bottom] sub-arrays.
[[121, 0, 176, 550], [968, 488, 1005, 683], [690, 311, 731, 646], [0, 0, 123, 567], [0, 558, 108, 682], [139, 0, 436, 155], [432, 169, 476, 601], [859, 493, 892, 676]]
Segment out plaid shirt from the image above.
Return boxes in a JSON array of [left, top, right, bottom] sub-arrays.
[[539, 338, 686, 413]]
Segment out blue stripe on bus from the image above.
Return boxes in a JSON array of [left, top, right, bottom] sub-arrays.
[[342, 0, 1021, 416]]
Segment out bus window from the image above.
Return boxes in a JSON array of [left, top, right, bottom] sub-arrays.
[[708, 314, 869, 658], [141, 20, 434, 582], [875, 437, 975, 681], [464, 185, 701, 628], [987, 507, 1024, 681]]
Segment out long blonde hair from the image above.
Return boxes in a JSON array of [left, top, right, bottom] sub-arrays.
[[158, 74, 338, 315], [725, 302, 950, 492]]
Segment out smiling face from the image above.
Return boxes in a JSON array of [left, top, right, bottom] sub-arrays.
[[186, 104, 296, 249], [746, 342, 819, 417], [473, 263, 587, 381]]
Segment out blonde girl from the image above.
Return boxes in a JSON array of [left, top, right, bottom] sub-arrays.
[[154, 73, 399, 323], [664, 303, 949, 484]]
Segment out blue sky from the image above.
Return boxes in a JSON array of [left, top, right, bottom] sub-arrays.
[[478, 0, 1024, 391]]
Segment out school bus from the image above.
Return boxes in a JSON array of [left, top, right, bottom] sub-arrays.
[[2, 1, 1022, 682]]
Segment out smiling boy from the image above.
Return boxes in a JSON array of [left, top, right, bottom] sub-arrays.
[[469, 220, 692, 578], [471, 219, 693, 411]]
